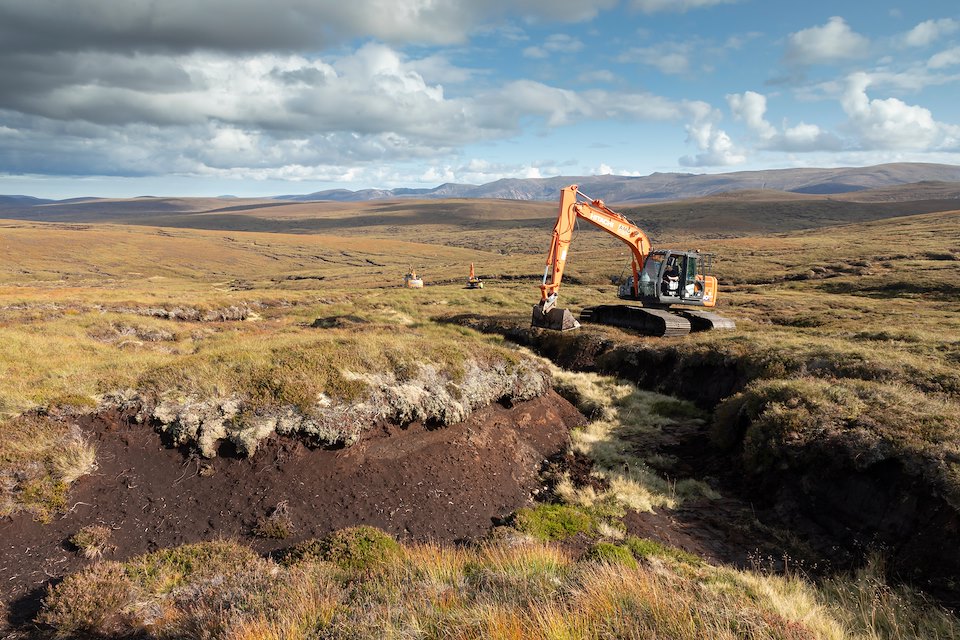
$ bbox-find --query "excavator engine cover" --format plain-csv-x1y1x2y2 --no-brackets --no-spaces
531,305,580,331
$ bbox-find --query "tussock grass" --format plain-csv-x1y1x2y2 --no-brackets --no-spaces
69,524,114,559
713,376,960,503
253,501,294,540
819,557,960,639
38,534,960,640
0,418,97,521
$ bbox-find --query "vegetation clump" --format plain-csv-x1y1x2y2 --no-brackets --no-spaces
0,418,96,522
279,525,400,570
36,561,135,638
624,536,703,566
512,503,596,541
69,524,114,559
713,377,960,502
587,541,638,568
121,330,551,458
253,501,294,539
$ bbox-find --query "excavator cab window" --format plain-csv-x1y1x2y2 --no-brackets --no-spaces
637,253,663,298
660,254,682,298
681,254,702,300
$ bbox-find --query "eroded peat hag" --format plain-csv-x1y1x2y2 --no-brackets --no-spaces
0,391,582,626
446,314,960,603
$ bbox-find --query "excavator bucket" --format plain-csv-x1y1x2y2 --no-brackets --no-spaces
531,304,580,330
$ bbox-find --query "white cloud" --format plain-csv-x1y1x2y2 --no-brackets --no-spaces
727,90,842,152
620,43,692,75
546,34,585,53
680,122,744,166
779,122,841,151
0,40,704,179
929,47,960,69
0,0,621,54
578,69,616,83
902,18,959,47
784,17,870,66
595,163,642,176
680,107,745,167
524,34,584,59
727,91,776,139
630,0,739,14
407,54,478,84
417,159,550,185
840,72,960,150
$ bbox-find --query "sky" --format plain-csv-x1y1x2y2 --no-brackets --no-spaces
0,0,958,199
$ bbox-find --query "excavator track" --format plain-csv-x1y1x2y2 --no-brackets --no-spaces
580,305,691,337
674,309,736,332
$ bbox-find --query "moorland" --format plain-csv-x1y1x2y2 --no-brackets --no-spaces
1,181,959,638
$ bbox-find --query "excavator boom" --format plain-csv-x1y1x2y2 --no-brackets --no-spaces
540,185,651,303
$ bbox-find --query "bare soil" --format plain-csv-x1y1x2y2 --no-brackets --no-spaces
1,391,583,627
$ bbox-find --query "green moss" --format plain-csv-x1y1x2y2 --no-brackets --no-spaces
280,526,399,571
20,477,68,524
46,394,99,410
126,541,260,593
587,542,638,568
512,504,596,541
650,399,706,421
624,536,703,566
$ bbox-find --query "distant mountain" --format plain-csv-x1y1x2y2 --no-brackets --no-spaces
4,163,960,210
276,183,477,202
0,195,54,206
275,163,960,203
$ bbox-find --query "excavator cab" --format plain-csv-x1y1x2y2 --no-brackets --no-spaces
619,250,717,308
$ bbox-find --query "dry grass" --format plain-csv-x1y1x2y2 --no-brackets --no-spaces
253,501,294,540
37,534,960,640
0,418,96,521
551,367,718,513
69,524,114,559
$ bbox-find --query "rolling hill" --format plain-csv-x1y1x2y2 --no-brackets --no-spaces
275,162,960,202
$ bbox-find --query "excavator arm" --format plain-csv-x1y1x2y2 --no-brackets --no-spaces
539,184,652,311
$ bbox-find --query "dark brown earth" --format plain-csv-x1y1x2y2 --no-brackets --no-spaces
0,391,583,627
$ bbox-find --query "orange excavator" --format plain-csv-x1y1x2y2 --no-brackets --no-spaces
532,185,735,336
466,263,483,289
